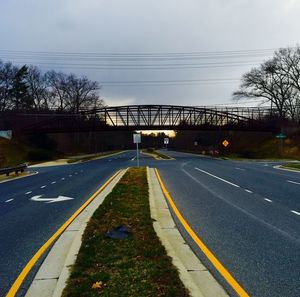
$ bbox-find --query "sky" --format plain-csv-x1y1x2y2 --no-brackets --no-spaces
0,0,300,107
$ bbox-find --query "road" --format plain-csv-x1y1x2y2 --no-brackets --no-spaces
0,151,137,296
154,151,300,297
1,150,300,296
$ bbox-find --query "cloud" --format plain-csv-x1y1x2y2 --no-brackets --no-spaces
0,0,299,106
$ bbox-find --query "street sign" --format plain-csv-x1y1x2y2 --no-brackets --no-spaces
133,133,141,167
0,130,12,140
30,195,74,203
133,133,141,144
276,133,286,139
164,138,169,145
222,140,229,147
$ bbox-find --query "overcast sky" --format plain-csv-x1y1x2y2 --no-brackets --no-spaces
0,0,300,107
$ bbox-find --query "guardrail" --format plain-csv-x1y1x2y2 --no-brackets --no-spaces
0,164,27,176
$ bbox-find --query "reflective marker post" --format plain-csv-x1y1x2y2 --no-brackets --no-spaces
133,133,141,167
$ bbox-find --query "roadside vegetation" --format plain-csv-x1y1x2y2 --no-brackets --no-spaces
66,151,121,163
62,167,189,297
281,163,300,171
142,148,172,160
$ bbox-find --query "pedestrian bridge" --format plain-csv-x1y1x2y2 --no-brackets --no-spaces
0,105,275,134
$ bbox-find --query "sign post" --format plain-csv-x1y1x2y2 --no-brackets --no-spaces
133,133,141,167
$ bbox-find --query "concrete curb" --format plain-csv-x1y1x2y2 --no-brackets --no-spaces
25,169,127,297
141,151,175,160
0,170,38,184
147,167,228,297
273,165,300,173
29,151,126,168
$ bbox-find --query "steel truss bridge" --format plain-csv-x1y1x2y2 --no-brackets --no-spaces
0,105,276,134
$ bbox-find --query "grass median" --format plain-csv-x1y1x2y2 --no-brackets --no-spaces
142,148,172,160
281,163,300,171
62,167,189,297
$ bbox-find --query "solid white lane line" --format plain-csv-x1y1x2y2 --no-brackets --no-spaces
40,185,46,189
264,198,273,203
287,180,300,185
195,167,240,188
5,199,14,203
51,181,56,184
291,210,300,216
235,167,245,171
245,189,253,193
25,191,32,195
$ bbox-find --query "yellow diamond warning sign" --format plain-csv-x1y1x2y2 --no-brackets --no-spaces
222,140,229,147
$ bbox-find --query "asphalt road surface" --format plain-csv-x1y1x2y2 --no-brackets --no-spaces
1,150,299,297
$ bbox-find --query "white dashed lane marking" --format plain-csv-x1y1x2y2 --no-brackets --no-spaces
245,189,253,193
287,180,300,185
291,210,300,216
235,167,245,171
51,181,56,184
195,167,240,188
40,185,46,189
61,178,65,180
5,199,14,203
25,191,32,195
264,198,273,203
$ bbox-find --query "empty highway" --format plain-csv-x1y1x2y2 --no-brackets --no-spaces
0,150,299,296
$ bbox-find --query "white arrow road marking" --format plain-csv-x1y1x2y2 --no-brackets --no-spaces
30,195,74,203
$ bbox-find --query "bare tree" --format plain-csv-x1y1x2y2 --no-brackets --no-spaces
45,70,69,110
0,61,18,111
233,58,295,119
26,66,49,110
61,74,103,113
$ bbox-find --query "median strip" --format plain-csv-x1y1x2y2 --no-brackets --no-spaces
61,167,189,297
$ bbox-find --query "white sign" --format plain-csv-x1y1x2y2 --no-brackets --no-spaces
0,130,12,140
133,133,141,144
164,138,169,145
30,195,74,203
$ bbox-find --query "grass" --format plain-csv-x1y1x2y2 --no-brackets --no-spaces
62,167,189,297
281,163,300,171
66,151,121,163
143,148,172,160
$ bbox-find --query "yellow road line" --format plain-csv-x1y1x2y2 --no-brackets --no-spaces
154,168,249,297
6,170,121,297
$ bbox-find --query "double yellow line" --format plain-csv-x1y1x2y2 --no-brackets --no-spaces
6,170,121,297
155,168,249,297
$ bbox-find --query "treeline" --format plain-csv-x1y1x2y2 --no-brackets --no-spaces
0,60,104,113
233,46,300,122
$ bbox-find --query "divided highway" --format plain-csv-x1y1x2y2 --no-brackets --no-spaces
0,150,299,296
